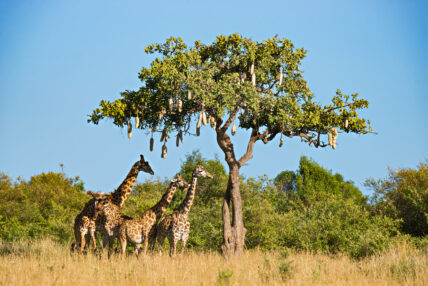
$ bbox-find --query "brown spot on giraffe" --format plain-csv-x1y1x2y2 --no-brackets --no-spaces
118,174,189,257
71,155,153,253
156,164,213,256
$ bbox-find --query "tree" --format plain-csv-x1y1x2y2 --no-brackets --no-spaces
366,161,428,236
88,34,372,256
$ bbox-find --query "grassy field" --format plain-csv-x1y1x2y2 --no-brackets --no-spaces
0,239,426,286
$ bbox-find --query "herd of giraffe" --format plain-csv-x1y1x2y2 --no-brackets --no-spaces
71,154,213,257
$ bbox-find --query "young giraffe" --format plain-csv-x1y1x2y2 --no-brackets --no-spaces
156,164,213,256
72,155,154,253
118,174,189,257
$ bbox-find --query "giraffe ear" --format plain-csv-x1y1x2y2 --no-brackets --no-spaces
87,191,96,197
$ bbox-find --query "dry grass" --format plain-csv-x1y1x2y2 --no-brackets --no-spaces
0,239,426,286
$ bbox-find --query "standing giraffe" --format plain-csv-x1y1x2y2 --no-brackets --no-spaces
156,164,213,256
71,155,154,253
118,174,189,257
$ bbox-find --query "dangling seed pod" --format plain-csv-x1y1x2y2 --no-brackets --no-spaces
328,130,333,146
161,144,167,159
250,61,256,86
209,116,215,128
135,116,139,129
127,121,132,139
187,90,192,100
169,96,174,112
158,109,166,121
345,119,349,129
330,127,338,149
176,134,180,147
333,128,338,149
202,112,207,126
150,137,154,152
160,128,168,142
177,99,183,112
279,67,283,85
279,137,284,147
231,122,236,136
197,113,202,129
196,126,200,136
179,130,184,143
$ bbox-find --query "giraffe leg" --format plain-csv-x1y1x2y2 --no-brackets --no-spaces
107,237,115,259
168,235,178,257
141,235,149,256
79,230,87,253
89,228,97,252
180,223,190,255
157,234,165,255
148,228,156,252
156,232,166,255
119,234,127,259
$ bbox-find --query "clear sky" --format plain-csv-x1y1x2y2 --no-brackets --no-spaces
0,0,427,195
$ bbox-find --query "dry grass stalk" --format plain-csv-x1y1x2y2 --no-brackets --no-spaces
0,240,426,286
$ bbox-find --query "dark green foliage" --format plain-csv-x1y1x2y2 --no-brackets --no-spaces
1,154,422,258
0,172,88,242
366,161,428,236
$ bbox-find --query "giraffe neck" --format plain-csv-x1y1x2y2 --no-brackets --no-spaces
178,176,198,215
150,182,178,220
110,161,140,207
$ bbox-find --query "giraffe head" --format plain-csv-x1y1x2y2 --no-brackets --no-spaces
171,174,189,189
193,164,214,179
136,154,154,175
87,191,110,218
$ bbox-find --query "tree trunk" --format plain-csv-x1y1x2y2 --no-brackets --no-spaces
221,164,246,257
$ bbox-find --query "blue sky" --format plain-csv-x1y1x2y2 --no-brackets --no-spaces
0,0,427,195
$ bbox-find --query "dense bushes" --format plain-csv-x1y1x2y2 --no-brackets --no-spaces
0,153,426,259
0,172,88,242
366,161,428,236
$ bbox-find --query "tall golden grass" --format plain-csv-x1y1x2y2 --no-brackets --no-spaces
0,239,426,286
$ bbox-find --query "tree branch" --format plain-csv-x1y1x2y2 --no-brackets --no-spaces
220,107,239,133
237,128,258,167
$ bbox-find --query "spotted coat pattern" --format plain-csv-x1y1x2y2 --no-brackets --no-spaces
156,165,213,256
71,155,153,253
119,174,189,257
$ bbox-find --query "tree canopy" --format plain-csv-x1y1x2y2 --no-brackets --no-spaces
88,34,371,154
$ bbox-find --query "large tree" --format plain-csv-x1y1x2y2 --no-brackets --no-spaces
88,34,372,257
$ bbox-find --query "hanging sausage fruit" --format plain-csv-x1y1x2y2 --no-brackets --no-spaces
127,120,132,139
161,144,167,159
169,96,174,112
150,136,154,152
251,62,256,86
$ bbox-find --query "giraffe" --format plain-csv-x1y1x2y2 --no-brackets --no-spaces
118,174,189,258
91,195,132,258
156,164,213,256
71,154,154,253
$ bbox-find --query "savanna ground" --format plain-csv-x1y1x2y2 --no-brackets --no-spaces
0,239,426,286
